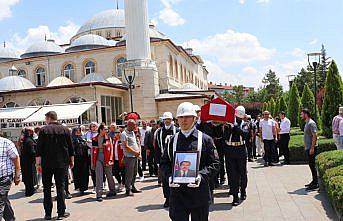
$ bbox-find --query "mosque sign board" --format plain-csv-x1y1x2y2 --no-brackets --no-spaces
200,97,235,123
0,118,79,129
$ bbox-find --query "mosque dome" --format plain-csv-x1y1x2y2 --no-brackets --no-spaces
66,34,116,52
0,47,18,61
106,76,123,84
80,73,109,84
120,24,167,42
21,40,64,58
181,83,200,90
0,76,36,91
47,76,74,87
77,9,125,35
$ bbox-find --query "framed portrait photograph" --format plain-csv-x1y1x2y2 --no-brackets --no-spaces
172,151,199,184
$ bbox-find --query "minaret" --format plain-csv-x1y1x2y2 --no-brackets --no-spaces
124,0,151,61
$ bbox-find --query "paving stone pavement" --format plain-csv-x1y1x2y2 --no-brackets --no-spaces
9,160,338,221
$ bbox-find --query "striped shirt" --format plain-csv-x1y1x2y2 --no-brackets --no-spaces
332,115,342,135
0,137,19,178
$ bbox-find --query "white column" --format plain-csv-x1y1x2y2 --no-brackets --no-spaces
124,0,151,61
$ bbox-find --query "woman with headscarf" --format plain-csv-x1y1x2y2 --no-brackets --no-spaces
21,127,38,196
71,127,89,195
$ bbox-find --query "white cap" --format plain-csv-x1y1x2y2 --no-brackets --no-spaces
161,112,173,120
235,105,246,119
193,105,201,112
176,102,197,118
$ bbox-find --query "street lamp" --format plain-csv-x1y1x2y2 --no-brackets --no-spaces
9,65,17,76
307,52,321,119
123,66,136,113
287,74,296,89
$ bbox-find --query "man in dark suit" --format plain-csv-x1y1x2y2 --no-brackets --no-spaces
36,111,74,220
174,161,196,177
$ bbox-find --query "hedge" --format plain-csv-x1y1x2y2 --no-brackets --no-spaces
289,135,336,162
316,150,343,219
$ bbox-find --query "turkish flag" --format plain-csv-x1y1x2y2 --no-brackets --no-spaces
200,97,235,123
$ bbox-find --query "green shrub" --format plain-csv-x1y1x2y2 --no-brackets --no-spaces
326,176,343,215
316,150,343,175
323,165,343,183
288,135,336,162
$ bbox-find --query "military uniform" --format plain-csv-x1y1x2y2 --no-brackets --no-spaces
160,128,219,221
223,122,249,205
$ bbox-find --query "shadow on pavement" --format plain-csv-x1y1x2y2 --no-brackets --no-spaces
73,197,96,204
8,189,25,200
314,189,339,221
213,192,229,198
287,187,309,196
136,204,168,212
140,185,160,191
28,198,44,204
210,202,233,211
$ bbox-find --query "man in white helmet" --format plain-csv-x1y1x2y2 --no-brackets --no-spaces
223,105,249,206
155,112,179,208
160,102,219,221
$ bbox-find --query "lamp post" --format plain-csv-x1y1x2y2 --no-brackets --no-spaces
123,66,136,113
9,65,17,76
307,52,321,119
287,74,296,89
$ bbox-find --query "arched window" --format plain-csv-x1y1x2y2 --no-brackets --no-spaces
64,64,74,81
28,98,51,106
116,57,127,78
18,70,26,78
85,61,95,75
3,102,19,108
65,97,89,124
169,55,174,78
35,67,45,86
65,96,87,104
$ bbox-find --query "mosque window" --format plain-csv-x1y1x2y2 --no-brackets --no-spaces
183,67,186,83
28,98,51,106
174,61,178,81
96,31,102,36
106,31,112,39
116,57,127,78
100,95,123,125
35,67,46,87
3,102,19,108
116,31,121,37
85,61,95,75
64,64,74,81
18,70,26,78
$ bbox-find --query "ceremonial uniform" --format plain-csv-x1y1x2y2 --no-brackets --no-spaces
160,128,219,221
213,124,226,184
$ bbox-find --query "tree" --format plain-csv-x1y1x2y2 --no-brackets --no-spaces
262,102,268,112
270,97,276,117
279,95,288,113
287,82,301,127
294,68,313,94
299,84,321,130
232,85,244,104
262,70,283,100
321,60,343,137
275,97,280,116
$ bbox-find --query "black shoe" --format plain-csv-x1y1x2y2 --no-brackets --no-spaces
241,192,247,201
106,192,117,198
65,193,72,199
44,214,52,220
305,181,314,187
248,158,254,162
57,212,70,220
126,190,134,196
131,188,142,193
163,198,169,208
306,183,319,191
96,197,103,202
264,162,269,167
232,195,239,206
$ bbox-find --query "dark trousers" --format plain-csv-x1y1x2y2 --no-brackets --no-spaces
113,160,125,185
42,167,67,216
72,154,89,192
0,176,15,221
88,155,96,187
227,147,248,194
279,134,290,163
138,160,143,177
246,139,253,159
170,202,209,221
215,140,225,183
263,139,275,164
159,167,170,200
64,174,69,194
306,149,318,184
141,146,147,171
148,151,158,176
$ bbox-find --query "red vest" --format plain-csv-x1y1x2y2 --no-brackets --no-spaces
92,135,114,167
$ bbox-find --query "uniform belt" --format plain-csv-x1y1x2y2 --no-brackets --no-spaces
225,141,245,146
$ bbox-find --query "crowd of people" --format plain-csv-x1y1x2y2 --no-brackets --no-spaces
1,102,338,221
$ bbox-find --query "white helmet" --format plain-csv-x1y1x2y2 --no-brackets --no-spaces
235,105,246,119
161,112,173,120
176,102,197,118
193,105,201,112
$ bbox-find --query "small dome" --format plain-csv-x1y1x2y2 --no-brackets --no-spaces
80,73,109,83
0,76,36,91
106,76,122,84
0,47,18,61
77,9,125,35
120,24,167,42
181,83,200,90
67,34,115,52
47,76,74,87
21,40,64,58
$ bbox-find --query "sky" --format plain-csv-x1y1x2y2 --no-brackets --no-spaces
0,0,342,90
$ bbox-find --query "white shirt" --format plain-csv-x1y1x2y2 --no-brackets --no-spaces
280,117,291,134
114,140,119,160
339,120,343,136
139,127,148,146
259,119,275,140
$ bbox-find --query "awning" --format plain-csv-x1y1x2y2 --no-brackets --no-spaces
23,102,95,123
0,106,40,120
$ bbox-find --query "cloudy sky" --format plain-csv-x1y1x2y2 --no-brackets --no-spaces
1,0,342,90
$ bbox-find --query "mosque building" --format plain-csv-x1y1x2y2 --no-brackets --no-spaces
0,0,215,140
